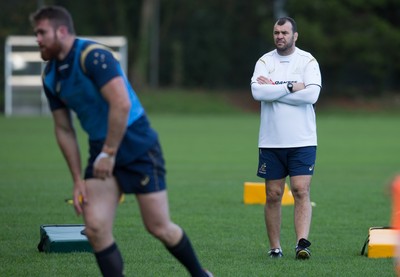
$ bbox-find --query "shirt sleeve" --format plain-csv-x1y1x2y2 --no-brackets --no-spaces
277,59,322,105
276,85,321,105
82,46,122,89
43,82,67,111
250,59,290,102
303,58,322,88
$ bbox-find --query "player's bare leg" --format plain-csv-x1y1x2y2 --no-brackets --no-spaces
136,190,182,246
137,191,208,276
83,177,124,276
264,179,286,250
83,177,121,250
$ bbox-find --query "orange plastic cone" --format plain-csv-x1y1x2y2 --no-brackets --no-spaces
391,176,400,229
390,175,400,276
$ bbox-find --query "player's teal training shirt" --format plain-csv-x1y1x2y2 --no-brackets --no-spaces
42,38,158,164
43,38,144,140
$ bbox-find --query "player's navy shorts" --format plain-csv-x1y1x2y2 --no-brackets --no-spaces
85,141,166,194
257,146,316,180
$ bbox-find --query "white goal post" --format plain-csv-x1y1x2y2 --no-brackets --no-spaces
4,36,128,116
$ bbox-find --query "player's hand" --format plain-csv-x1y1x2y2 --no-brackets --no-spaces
73,179,87,215
257,76,275,85
93,152,115,180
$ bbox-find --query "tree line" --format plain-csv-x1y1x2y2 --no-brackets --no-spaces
1,0,399,97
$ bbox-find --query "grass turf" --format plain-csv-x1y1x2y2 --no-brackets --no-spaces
1,110,399,276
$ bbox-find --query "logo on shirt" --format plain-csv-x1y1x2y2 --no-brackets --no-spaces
274,80,297,85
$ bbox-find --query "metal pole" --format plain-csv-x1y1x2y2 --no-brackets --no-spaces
149,0,160,88
273,0,287,20
5,38,12,116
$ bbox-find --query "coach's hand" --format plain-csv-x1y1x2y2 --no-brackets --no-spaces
256,76,275,85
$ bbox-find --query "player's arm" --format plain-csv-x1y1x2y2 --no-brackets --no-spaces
53,108,81,182
52,108,86,214
102,77,131,153
250,59,289,102
81,45,131,179
94,76,131,179
42,79,85,214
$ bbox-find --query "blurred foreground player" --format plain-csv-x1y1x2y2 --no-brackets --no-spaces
30,5,212,277
391,176,400,276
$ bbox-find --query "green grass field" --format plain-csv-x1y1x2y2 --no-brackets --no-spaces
1,99,400,276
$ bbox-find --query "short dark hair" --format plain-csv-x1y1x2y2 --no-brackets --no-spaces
30,5,75,34
276,17,297,33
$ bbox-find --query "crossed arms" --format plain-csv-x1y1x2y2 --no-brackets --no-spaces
250,59,321,106
251,80,321,105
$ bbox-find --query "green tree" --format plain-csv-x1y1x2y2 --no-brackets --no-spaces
1,0,400,106
287,0,400,95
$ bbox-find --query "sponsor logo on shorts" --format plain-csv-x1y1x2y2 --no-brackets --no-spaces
309,164,314,171
259,163,267,174
140,175,150,186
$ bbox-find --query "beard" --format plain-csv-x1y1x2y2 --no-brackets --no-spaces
39,36,62,61
275,36,295,54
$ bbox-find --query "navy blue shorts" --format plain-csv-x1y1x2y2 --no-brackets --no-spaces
257,146,316,180
85,142,166,194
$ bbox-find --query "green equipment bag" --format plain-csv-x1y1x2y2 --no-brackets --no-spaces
37,224,93,253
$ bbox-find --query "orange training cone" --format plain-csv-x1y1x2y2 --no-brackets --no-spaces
391,176,400,276
392,176,400,229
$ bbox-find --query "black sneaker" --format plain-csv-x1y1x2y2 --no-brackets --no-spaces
295,238,311,260
268,248,283,258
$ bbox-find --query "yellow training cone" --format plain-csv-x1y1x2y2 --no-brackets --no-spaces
243,182,294,205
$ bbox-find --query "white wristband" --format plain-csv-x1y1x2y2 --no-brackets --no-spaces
94,152,115,165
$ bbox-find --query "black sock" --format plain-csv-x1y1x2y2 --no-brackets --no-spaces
166,231,206,277
94,242,124,277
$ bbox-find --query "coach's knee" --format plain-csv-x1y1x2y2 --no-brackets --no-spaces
266,188,284,203
291,187,310,200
